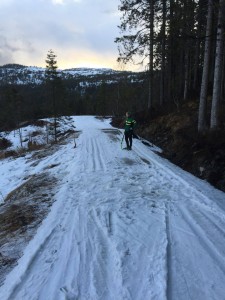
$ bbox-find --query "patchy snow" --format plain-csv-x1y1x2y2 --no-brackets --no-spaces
0,116,75,153
0,156,30,203
0,65,121,85
62,68,115,76
0,116,225,300
0,117,76,204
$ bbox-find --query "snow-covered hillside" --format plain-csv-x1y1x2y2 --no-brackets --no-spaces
0,64,131,86
0,116,225,300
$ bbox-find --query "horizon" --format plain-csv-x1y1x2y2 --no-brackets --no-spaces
0,61,143,72
0,0,144,73
0,63,146,73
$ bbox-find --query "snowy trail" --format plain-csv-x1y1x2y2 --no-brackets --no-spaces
1,116,225,300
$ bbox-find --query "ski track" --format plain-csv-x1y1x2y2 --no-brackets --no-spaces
1,116,225,300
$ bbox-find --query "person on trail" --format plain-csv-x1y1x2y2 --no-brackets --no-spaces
124,112,136,150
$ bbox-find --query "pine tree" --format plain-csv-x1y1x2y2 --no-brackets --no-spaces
45,49,59,142
115,0,157,110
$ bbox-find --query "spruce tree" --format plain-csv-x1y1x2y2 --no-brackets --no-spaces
45,49,59,142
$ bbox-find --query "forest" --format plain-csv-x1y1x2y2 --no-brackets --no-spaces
113,0,225,192
0,67,147,130
115,0,225,132
0,1,224,133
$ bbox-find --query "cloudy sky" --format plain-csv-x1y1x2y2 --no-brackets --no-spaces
0,0,137,70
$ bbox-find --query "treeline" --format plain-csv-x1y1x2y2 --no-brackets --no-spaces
115,0,225,133
0,49,150,131
0,73,148,131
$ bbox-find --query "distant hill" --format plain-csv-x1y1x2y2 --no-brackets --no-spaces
0,64,141,87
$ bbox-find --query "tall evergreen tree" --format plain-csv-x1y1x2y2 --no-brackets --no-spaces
45,49,59,142
115,0,157,110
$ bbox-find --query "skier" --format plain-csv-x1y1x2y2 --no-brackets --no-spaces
124,111,136,150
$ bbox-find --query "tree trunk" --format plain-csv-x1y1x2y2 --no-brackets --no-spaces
183,50,189,100
193,0,204,91
198,0,213,133
168,0,176,103
52,85,57,143
222,48,225,100
148,0,154,110
210,0,225,130
160,0,166,105
18,127,23,148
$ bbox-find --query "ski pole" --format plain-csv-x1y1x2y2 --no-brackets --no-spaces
121,133,124,149
73,133,77,148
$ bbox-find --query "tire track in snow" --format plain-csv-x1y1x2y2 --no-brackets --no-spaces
133,141,225,299
80,130,109,172
169,203,225,300
134,141,225,220
94,137,108,172
180,205,225,269
92,138,106,172
75,205,93,299
88,208,127,299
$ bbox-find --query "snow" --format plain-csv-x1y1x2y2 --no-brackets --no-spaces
0,66,120,86
0,116,225,300
62,68,115,76
1,117,75,155
0,156,30,203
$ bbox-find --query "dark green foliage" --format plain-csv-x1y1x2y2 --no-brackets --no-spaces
45,49,66,142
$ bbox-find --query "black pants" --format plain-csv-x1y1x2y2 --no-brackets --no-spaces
125,131,133,149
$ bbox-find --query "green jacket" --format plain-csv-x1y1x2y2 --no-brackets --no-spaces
125,117,136,132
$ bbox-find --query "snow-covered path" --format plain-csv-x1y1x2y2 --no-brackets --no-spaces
1,116,225,300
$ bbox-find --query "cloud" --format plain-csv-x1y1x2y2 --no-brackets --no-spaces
0,0,124,69
52,0,65,4
0,0,14,6
0,33,36,65
51,0,81,4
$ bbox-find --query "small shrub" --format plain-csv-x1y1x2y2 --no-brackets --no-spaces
28,141,45,151
4,150,17,158
31,130,42,137
33,120,48,127
0,138,12,150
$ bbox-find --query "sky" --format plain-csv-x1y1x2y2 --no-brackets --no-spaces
0,0,139,71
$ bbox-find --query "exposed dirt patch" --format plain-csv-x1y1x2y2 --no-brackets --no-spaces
122,157,137,165
0,128,80,160
44,163,61,170
27,131,80,167
102,128,121,142
140,157,151,165
0,172,58,286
